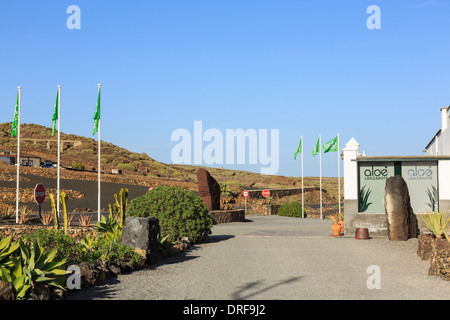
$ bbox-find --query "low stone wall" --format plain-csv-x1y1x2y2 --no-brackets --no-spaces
0,224,96,241
246,187,320,200
209,209,245,224
417,233,450,281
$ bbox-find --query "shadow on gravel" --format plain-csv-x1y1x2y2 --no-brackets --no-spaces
231,276,302,300
68,278,120,300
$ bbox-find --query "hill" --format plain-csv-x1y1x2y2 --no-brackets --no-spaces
0,123,343,214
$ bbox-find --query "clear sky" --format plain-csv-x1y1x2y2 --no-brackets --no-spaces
1,0,449,177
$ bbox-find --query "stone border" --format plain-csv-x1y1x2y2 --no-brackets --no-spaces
209,209,245,224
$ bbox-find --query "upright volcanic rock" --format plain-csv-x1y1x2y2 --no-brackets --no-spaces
197,168,221,211
384,175,418,241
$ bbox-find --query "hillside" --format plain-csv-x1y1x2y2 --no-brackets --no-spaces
0,123,343,213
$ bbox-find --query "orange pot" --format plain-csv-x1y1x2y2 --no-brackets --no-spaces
331,223,342,236
338,220,344,234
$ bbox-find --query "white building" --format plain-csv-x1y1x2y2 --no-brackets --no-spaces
424,106,450,155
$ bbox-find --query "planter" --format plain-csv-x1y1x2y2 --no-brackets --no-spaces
428,237,450,281
355,228,369,240
417,233,434,260
338,220,344,234
331,223,342,237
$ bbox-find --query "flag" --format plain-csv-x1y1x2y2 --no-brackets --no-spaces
52,90,59,137
11,92,19,138
93,87,101,135
312,137,320,157
323,136,339,153
294,138,302,160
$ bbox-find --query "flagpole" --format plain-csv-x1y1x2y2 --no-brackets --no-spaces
301,136,304,219
97,83,101,222
337,133,341,215
15,87,21,224
319,134,322,220
57,85,61,216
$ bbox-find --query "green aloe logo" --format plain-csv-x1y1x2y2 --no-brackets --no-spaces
426,185,438,211
359,185,373,212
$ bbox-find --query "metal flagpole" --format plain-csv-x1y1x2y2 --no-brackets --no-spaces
15,87,21,224
57,85,61,216
97,84,101,222
319,134,322,220
301,136,304,219
337,133,341,215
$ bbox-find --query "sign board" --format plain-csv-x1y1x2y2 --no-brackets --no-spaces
262,189,270,198
242,190,249,198
358,161,438,214
401,162,438,213
34,184,46,205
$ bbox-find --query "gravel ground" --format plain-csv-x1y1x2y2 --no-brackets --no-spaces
69,215,450,300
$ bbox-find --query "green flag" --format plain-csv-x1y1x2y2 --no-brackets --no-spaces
322,136,339,153
93,87,100,135
52,90,59,137
312,137,320,157
11,92,19,138
294,138,302,160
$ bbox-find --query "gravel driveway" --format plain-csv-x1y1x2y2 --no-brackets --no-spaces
69,215,450,300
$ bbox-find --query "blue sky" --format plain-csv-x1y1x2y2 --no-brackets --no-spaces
1,0,449,177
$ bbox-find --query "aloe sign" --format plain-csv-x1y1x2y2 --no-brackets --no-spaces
358,160,439,214
402,162,438,213
359,163,394,213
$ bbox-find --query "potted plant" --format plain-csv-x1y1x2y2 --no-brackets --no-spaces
328,213,342,237
337,211,344,234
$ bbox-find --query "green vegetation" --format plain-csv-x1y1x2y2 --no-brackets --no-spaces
128,186,212,244
117,163,136,172
71,162,85,170
277,202,306,218
419,210,450,239
0,236,68,299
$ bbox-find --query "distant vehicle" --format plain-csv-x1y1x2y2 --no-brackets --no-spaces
42,160,54,168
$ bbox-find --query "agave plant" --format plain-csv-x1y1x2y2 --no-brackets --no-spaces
0,237,69,299
419,210,450,239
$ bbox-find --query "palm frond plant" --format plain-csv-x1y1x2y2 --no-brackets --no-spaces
419,210,450,239
328,213,340,224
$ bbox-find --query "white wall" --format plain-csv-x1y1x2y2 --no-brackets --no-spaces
438,160,450,201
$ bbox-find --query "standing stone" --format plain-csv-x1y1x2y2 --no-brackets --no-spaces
384,176,418,241
197,168,221,211
121,217,161,265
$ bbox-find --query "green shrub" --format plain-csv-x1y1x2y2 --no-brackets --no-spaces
128,186,212,244
117,163,136,172
71,162,85,170
278,202,306,218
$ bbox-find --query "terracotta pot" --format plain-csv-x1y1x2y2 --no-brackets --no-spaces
331,223,342,237
338,220,344,234
355,228,369,240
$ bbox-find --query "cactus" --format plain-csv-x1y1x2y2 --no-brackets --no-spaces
48,193,59,230
59,191,69,235
113,188,128,227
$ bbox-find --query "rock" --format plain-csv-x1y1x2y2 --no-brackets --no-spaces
0,281,16,300
197,168,221,211
384,176,418,241
121,217,161,265
79,262,98,288
417,233,434,260
25,283,50,300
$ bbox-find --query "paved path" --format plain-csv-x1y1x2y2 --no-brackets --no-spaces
70,215,450,300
